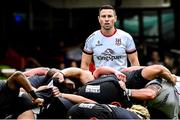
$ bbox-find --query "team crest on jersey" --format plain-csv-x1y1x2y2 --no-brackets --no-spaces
115,38,121,46
95,40,103,46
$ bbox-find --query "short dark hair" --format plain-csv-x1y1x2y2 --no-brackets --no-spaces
99,4,116,15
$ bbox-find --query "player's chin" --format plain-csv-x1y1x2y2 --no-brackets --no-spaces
103,26,111,30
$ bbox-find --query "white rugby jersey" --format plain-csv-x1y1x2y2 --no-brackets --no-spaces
83,29,136,70
146,79,179,119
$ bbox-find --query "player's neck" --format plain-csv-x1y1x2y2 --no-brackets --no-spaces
101,28,116,37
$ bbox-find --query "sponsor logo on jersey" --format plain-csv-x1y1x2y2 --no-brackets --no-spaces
95,40,103,46
79,103,95,109
85,85,100,93
96,48,121,61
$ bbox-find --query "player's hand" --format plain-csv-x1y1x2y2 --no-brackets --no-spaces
118,81,126,90
36,85,50,92
52,72,64,83
52,86,61,97
33,98,44,107
64,78,75,89
114,71,126,82
171,74,176,85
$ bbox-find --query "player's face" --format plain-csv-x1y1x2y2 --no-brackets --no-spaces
98,9,117,30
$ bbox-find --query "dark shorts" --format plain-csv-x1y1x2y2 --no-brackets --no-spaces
125,68,149,89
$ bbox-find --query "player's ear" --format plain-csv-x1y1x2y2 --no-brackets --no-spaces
114,15,117,22
98,16,100,23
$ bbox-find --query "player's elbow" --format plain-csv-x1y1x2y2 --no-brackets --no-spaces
11,71,24,79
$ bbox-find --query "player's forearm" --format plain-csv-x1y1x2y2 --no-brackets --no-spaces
9,71,40,100
130,57,140,66
81,63,90,70
159,66,176,84
129,88,157,100
128,52,140,66
23,67,49,77
9,71,33,92
60,93,97,104
61,67,82,78
93,66,118,78
81,53,92,70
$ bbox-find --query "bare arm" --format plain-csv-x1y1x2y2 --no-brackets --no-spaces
128,84,161,100
23,67,49,77
120,66,145,73
158,65,176,84
93,66,118,78
7,71,44,106
61,67,94,84
93,66,126,82
141,65,176,85
127,52,140,66
61,93,97,104
46,68,65,83
118,80,161,100
52,86,96,104
81,52,93,70
7,71,34,93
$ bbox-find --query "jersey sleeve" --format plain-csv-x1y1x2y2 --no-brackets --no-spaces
82,33,95,54
145,79,162,88
126,34,137,54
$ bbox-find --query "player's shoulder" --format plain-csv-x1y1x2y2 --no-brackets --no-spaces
116,29,132,38
86,30,100,41
92,30,101,36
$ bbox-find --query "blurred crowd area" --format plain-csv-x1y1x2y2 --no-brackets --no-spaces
0,40,180,79
0,41,82,70
136,42,180,75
